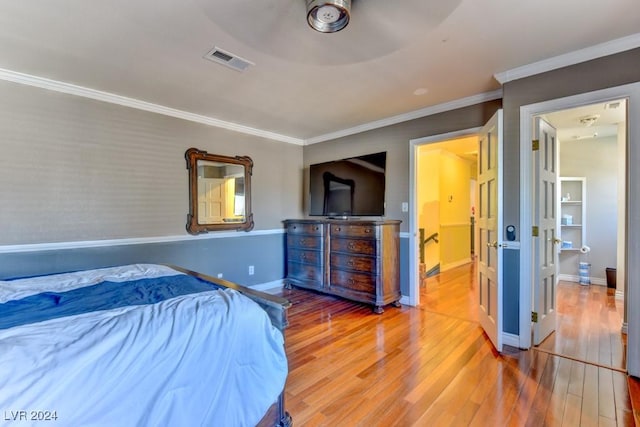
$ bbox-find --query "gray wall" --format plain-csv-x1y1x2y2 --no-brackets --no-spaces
1,233,286,285
303,101,503,233
303,101,501,296
0,80,302,283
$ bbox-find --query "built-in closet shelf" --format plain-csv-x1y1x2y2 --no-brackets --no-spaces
559,177,586,252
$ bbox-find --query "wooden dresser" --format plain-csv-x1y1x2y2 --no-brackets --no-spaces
284,219,401,313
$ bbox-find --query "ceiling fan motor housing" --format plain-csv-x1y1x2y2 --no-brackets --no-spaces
306,0,351,33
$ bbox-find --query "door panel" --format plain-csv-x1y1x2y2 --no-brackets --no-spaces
198,177,224,223
533,117,559,345
477,110,503,352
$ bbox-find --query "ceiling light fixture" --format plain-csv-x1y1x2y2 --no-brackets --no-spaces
306,0,351,33
578,114,600,126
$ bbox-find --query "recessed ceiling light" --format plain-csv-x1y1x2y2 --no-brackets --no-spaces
413,88,428,96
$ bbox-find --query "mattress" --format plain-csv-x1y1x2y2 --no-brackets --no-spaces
0,264,287,427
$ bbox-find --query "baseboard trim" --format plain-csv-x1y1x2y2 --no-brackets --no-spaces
399,296,413,306
250,280,285,293
502,332,520,349
440,258,472,272
558,274,607,286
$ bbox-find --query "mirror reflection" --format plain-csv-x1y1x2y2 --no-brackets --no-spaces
186,148,254,234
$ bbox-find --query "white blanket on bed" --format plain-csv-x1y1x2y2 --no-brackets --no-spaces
0,265,287,427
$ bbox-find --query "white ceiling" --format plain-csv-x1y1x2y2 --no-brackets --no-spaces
543,100,627,141
0,0,639,144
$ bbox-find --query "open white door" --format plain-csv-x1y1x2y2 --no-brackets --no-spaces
477,110,503,352
532,118,559,345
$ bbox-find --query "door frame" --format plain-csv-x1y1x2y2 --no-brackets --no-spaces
519,82,640,377
408,127,481,307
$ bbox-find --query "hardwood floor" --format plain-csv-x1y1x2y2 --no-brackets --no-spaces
537,281,626,371
273,263,636,426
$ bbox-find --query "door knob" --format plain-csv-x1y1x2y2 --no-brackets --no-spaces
487,241,498,248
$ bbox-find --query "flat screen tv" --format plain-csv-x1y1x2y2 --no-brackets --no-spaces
309,152,386,217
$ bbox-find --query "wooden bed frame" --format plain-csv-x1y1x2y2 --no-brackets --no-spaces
169,266,293,427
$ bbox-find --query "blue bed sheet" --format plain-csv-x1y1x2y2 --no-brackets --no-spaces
0,274,222,330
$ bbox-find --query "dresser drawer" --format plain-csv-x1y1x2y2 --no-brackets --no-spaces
330,253,376,273
329,270,376,294
330,224,378,239
330,237,376,256
288,248,322,265
287,262,323,284
288,234,322,250
287,222,323,236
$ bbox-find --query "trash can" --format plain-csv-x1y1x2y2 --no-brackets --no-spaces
606,267,617,289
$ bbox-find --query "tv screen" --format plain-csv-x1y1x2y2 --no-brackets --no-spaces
309,152,386,217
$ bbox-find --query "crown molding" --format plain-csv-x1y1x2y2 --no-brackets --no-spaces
494,32,640,84
303,89,503,145
0,67,304,145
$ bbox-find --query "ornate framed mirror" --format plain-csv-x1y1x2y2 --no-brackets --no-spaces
185,148,254,234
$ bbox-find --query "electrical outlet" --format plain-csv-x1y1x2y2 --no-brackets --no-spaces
217,273,223,278
248,265,254,275
401,202,408,212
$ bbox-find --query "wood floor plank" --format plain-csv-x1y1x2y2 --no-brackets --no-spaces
598,367,617,421
581,364,600,427
567,360,586,398
562,392,583,426
271,263,635,426
545,357,573,425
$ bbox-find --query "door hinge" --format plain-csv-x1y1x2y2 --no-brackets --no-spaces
531,311,538,323
532,226,539,237
532,139,540,151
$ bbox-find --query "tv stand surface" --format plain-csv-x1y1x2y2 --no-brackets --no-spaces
283,218,401,313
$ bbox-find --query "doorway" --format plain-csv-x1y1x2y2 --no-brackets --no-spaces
519,82,640,378
532,100,627,370
413,132,480,323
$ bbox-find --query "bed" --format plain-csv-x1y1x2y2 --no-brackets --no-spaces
0,264,292,427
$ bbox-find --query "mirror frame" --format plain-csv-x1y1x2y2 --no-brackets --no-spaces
185,147,254,234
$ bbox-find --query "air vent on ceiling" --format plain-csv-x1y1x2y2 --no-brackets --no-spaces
604,101,622,110
203,47,254,72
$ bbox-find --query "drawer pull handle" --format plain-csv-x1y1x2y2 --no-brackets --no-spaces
300,254,307,260
365,228,371,233
348,260,354,266
300,238,306,245
336,227,341,232
348,278,355,285
348,242,355,250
